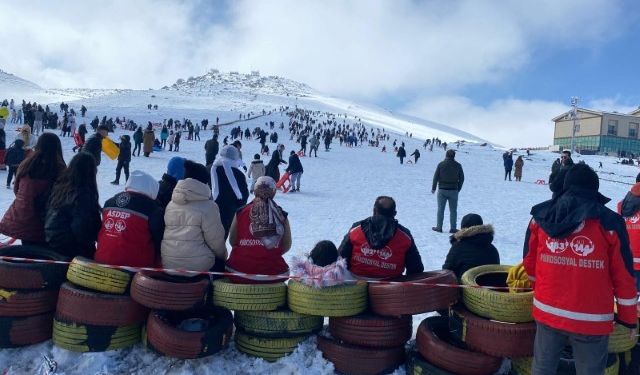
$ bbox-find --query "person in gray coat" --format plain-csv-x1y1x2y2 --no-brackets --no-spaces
432,149,464,233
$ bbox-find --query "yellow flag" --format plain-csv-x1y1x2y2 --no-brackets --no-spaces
102,137,120,160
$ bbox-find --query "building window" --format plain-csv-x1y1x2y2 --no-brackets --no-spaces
608,120,618,136
630,123,638,138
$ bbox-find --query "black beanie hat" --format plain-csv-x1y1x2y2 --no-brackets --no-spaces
563,163,599,192
183,160,210,185
461,213,483,229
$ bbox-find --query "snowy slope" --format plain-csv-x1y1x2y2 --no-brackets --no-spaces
1,72,637,374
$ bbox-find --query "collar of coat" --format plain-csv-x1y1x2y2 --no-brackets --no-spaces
453,224,494,241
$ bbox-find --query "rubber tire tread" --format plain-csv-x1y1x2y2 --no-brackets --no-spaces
130,271,209,311
509,353,620,375
55,282,147,326
449,305,536,358
145,306,234,359
368,270,459,316
234,331,307,362
287,280,367,317
317,336,405,375
213,279,286,311
0,313,53,348
52,318,140,352
461,264,533,323
66,256,133,294
234,309,323,338
416,316,501,375
405,351,456,375
329,313,411,349
0,245,69,290
608,323,638,353
0,289,57,316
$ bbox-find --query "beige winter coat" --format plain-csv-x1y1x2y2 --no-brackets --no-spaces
161,178,227,273
247,160,266,191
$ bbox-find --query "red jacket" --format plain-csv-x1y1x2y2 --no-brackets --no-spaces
524,215,637,335
226,203,288,284
94,192,164,267
618,183,640,270
0,176,54,243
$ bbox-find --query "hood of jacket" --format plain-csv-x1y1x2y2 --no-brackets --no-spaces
620,182,640,217
450,224,494,245
360,215,398,248
171,178,211,204
530,186,610,238
251,160,264,166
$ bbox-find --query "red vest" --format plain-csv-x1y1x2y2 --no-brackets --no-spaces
348,226,412,279
618,201,640,270
95,207,156,267
523,218,637,335
226,203,288,284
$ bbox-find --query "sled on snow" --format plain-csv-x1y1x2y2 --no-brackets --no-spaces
276,172,291,193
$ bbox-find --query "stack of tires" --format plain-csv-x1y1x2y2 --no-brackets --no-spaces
213,279,320,361
409,265,536,375
52,257,147,352
0,246,68,348
135,271,233,359
318,271,459,375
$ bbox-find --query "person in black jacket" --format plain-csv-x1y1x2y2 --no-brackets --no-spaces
211,145,249,237
410,149,420,164
286,151,304,192
432,149,465,233
5,139,25,188
338,196,424,279
549,150,574,198
132,126,143,157
82,125,108,166
205,134,219,167
397,145,406,164
156,157,185,208
265,144,287,182
111,135,132,185
44,152,101,258
442,213,500,279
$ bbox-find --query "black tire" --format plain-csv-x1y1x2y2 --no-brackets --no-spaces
0,313,54,348
234,308,323,338
405,350,456,375
317,335,405,375
0,245,69,290
145,306,234,359
0,289,58,317
52,317,141,352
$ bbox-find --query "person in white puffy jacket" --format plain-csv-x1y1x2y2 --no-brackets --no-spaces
161,160,227,274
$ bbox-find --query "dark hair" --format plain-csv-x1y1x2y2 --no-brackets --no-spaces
254,153,260,160
232,140,242,148
97,124,109,132
446,149,456,159
373,196,396,218
310,240,339,267
562,150,571,157
637,173,640,183
17,133,66,181
183,160,210,185
48,153,98,209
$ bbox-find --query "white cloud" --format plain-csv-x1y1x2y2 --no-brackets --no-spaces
401,96,567,147
0,0,625,98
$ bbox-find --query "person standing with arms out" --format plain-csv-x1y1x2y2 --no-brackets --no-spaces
523,164,637,375
432,149,464,233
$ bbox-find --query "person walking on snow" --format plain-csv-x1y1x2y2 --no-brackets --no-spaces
514,156,524,182
432,149,464,233
286,150,304,192
410,149,420,164
397,145,406,164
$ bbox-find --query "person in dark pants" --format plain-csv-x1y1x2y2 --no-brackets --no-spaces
432,149,464,233
4,139,25,188
111,135,132,185
133,127,143,157
503,151,514,181
523,164,637,374
397,145,406,164
410,149,420,163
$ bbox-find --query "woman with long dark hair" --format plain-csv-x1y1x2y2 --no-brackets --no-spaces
0,133,66,245
45,152,101,258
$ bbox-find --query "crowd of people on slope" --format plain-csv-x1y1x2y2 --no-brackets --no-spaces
3,96,640,373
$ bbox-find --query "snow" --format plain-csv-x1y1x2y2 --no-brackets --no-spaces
1,72,638,374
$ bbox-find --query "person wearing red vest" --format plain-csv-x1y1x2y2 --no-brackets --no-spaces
226,176,291,283
95,170,165,267
523,164,637,374
618,172,640,286
338,196,424,280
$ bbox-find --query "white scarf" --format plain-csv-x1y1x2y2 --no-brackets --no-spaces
211,156,242,200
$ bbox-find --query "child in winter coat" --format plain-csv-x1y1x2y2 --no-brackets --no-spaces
247,154,265,193
290,240,353,288
174,131,182,152
168,131,176,151
5,139,26,188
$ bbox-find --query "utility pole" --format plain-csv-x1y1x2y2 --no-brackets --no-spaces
570,96,579,153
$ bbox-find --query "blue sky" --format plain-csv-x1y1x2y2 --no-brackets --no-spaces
0,0,638,146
